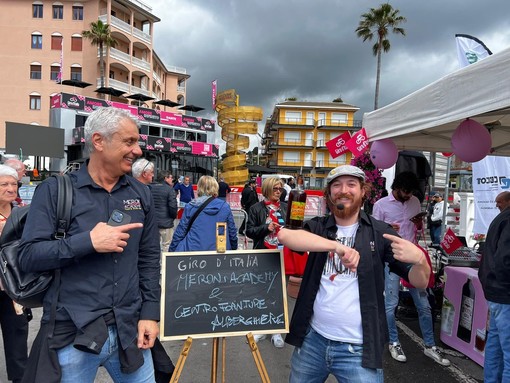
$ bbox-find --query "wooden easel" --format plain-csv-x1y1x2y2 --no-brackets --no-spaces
167,223,278,382
169,332,270,383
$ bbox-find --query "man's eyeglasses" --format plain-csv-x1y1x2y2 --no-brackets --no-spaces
273,187,284,192
142,161,152,174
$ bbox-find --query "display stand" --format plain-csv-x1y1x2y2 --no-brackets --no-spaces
169,333,269,383
440,266,488,366
168,226,271,382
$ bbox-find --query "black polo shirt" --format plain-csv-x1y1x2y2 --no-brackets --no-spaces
19,163,161,351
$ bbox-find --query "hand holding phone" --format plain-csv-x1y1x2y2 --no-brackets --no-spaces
108,210,132,226
410,212,427,222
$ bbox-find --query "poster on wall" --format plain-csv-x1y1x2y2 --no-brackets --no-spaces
472,155,510,234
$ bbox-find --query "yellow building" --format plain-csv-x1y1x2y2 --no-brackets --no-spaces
0,0,188,148
262,101,361,188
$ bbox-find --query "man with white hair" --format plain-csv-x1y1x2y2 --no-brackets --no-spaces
132,158,154,185
19,107,161,382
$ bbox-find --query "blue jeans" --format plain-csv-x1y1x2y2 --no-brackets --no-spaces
57,325,155,383
385,267,435,346
289,327,383,383
484,301,510,383
431,225,442,244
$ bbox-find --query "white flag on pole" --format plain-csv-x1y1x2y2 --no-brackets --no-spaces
455,34,492,68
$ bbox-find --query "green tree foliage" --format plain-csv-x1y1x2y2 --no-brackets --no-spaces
83,20,117,88
355,3,406,110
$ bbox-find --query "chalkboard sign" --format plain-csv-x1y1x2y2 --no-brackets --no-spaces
160,249,289,340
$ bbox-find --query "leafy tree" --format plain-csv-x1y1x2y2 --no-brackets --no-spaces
355,3,406,110
82,20,117,88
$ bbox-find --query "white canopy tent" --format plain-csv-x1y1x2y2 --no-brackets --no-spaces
362,46,510,155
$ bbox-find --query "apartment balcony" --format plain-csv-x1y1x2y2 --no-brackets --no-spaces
272,118,315,129
316,139,327,148
132,28,151,45
279,160,314,168
99,14,151,45
99,48,151,74
153,71,162,85
317,119,362,130
109,47,131,66
96,78,149,97
132,56,151,72
272,139,315,148
97,78,130,93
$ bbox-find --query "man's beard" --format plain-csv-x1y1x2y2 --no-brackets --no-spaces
327,193,363,219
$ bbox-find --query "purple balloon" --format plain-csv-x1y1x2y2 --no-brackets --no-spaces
370,139,399,169
451,119,492,162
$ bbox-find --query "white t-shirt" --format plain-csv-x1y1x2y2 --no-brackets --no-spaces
310,223,363,344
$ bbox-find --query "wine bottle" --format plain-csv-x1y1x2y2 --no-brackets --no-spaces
457,277,475,343
285,177,307,230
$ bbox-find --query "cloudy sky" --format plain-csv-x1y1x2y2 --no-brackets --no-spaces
145,0,510,148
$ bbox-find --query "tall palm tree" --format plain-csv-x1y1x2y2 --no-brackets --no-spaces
355,3,406,110
82,20,117,89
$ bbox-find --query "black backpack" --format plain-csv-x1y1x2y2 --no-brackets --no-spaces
0,174,72,308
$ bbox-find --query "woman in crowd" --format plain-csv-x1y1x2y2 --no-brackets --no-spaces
170,175,238,252
246,177,287,348
0,164,29,383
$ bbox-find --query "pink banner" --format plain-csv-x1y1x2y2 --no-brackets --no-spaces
160,110,182,126
192,142,213,156
326,131,351,159
345,128,369,157
212,80,217,111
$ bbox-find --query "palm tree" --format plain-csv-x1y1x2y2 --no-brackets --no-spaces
82,20,117,89
355,3,406,110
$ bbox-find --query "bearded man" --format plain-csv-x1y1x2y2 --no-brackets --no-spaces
277,165,430,383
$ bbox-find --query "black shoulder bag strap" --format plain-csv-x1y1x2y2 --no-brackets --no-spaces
48,174,73,339
184,196,215,236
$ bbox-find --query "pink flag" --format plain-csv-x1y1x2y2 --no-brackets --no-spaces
325,131,351,159
345,128,369,157
56,39,63,83
212,80,217,111
440,228,463,254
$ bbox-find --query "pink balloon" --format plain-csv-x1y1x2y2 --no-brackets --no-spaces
451,119,492,162
370,139,398,169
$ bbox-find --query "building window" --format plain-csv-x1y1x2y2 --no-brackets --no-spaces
283,151,300,165
331,112,348,124
30,64,42,80
284,111,301,124
71,36,82,51
33,4,43,18
53,4,63,19
31,33,42,49
283,131,300,145
50,65,60,81
51,35,63,50
70,67,82,81
72,6,83,20
30,95,41,110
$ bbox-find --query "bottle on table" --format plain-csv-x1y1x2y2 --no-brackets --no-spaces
457,277,475,343
285,176,307,230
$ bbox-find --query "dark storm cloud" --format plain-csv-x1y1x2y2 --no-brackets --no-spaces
147,0,509,142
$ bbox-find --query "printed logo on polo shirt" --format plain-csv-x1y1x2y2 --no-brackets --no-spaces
123,199,142,211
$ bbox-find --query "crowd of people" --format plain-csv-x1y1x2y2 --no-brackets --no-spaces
0,106,508,382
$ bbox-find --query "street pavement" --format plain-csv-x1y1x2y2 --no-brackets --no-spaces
1,297,484,383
